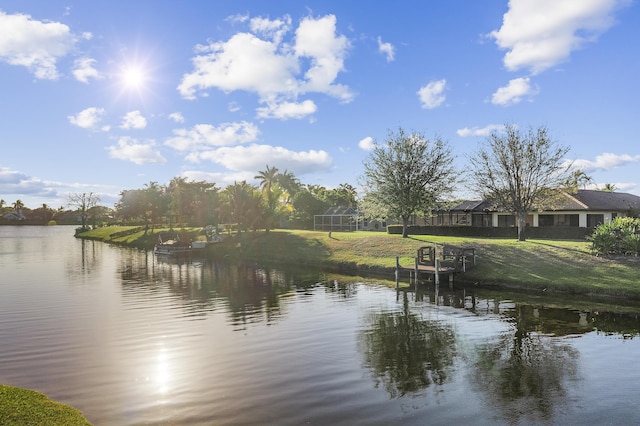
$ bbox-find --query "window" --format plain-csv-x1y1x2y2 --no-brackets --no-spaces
587,214,604,228
538,214,579,227
498,215,515,227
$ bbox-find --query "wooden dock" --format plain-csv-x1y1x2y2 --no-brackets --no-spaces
395,245,476,288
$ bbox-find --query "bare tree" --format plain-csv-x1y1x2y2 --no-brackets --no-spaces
68,192,101,231
469,124,571,241
361,127,456,238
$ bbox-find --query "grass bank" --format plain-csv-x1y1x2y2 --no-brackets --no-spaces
77,227,640,300
0,385,92,425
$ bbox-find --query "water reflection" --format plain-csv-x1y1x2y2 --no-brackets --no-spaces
470,307,579,423
359,292,457,398
116,251,340,329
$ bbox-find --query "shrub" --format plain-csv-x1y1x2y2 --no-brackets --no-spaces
589,217,640,256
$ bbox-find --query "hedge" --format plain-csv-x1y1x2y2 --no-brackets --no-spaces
387,225,593,240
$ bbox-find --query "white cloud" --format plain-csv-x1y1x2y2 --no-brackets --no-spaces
491,77,539,106
0,167,57,197
417,79,447,109
250,15,292,44
256,99,317,120
0,11,79,79
120,110,147,129
358,136,375,151
181,170,253,187
165,121,259,152
107,137,166,165
489,0,629,74
572,153,640,172
188,144,332,175
457,124,506,137
68,107,106,129
377,36,395,62
178,14,353,116
178,32,298,99
72,57,102,83
0,167,121,207
294,15,352,101
168,112,184,123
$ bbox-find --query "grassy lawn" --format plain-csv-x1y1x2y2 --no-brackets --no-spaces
0,385,92,425
78,226,640,299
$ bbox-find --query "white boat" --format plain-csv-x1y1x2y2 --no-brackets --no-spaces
154,231,192,256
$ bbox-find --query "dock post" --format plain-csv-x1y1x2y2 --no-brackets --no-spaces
395,256,399,289
434,258,440,286
449,272,454,289
414,257,419,292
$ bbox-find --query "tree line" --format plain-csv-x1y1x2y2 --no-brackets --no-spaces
100,171,358,232
6,124,615,242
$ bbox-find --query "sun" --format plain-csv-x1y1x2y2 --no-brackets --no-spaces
121,66,146,89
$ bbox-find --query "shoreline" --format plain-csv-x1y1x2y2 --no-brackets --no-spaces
76,226,640,302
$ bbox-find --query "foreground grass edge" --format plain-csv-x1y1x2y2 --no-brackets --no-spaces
0,385,92,425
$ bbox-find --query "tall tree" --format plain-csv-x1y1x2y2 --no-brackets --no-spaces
275,170,302,198
67,192,100,230
361,127,456,238
255,165,279,194
469,124,572,241
223,181,265,232
255,165,281,231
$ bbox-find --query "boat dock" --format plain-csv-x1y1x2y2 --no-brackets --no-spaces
395,245,476,289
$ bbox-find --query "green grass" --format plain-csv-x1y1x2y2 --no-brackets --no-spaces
0,385,92,425
78,226,640,299
78,225,203,249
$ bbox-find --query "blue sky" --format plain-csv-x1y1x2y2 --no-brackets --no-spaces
1,0,639,208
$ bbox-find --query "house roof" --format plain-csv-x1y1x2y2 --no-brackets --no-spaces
319,206,359,216
452,190,640,213
451,200,484,211
568,190,640,211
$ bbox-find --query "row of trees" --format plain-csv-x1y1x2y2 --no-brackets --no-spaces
111,172,358,232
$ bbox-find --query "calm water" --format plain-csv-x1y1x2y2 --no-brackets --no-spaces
1,226,640,425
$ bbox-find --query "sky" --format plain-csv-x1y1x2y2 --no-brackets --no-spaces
1,0,639,209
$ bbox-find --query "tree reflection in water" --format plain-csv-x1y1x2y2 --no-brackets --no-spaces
471,305,579,423
358,291,457,398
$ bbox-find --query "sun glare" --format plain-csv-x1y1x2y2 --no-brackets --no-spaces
122,66,146,89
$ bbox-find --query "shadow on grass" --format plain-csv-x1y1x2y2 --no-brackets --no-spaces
212,231,332,266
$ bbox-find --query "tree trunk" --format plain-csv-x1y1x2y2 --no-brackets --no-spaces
517,211,527,241
402,216,409,238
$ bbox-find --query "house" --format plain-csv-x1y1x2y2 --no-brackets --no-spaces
430,190,640,228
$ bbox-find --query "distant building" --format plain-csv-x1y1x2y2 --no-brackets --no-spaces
427,190,640,228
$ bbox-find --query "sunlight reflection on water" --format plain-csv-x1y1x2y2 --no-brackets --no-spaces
1,226,640,425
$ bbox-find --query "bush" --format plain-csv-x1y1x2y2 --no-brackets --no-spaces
589,217,640,256
388,225,592,240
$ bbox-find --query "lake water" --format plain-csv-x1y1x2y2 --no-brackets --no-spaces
1,226,640,425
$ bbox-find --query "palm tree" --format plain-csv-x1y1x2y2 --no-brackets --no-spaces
601,183,617,192
276,170,302,197
255,165,281,231
337,183,358,206
12,199,24,212
255,165,279,194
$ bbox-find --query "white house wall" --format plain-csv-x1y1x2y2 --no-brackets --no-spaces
490,211,615,228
